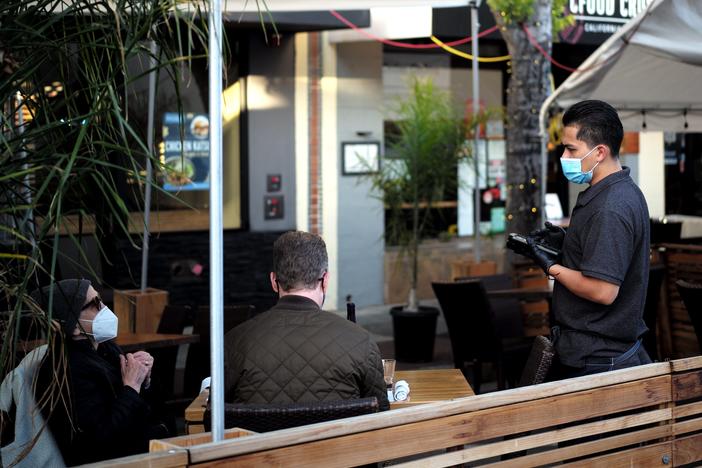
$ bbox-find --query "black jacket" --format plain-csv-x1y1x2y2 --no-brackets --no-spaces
224,295,390,410
38,339,168,466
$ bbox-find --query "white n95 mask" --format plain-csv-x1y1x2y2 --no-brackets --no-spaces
80,306,119,343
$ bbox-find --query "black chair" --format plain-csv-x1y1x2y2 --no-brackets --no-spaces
183,304,257,397
150,305,195,397
203,397,379,433
642,264,666,361
141,305,196,429
431,280,533,393
650,219,682,245
676,279,702,350
454,274,525,338
517,335,554,387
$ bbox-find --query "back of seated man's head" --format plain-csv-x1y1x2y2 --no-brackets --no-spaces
271,231,328,300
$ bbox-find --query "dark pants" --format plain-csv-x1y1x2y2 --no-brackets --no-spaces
549,339,651,381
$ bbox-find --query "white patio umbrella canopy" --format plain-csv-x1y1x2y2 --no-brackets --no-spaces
541,0,702,133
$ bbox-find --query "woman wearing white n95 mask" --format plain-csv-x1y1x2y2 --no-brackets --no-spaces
33,279,171,466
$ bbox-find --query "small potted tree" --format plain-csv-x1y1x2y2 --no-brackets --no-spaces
369,77,470,362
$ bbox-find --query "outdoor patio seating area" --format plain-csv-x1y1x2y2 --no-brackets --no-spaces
4,0,702,466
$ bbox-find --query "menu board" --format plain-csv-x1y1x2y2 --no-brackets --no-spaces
162,112,210,191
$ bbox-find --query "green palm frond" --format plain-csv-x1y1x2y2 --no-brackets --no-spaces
0,0,209,404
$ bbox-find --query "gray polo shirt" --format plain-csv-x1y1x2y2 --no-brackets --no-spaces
552,167,650,367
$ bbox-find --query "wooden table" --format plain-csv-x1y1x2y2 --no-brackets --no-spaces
184,368,473,434
116,333,199,352
391,369,473,408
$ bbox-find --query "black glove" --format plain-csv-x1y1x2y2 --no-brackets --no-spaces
526,236,559,275
529,221,566,250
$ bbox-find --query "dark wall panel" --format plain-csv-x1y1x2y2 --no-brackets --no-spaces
108,230,281,314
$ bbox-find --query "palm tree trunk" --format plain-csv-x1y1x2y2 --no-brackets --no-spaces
492,0,552,237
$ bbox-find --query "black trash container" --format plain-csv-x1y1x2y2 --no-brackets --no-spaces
390,306,439,362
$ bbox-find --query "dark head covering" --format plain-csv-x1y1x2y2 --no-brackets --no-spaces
30,279,91,336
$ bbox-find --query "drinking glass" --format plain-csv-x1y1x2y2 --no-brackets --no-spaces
382,359,396,388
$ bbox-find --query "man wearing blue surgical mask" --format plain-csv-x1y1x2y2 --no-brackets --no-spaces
526,100,651,380
33,279,171,465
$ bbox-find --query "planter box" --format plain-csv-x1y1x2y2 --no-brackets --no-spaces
114,288,168,334
384,236,507,304
450,260,497,280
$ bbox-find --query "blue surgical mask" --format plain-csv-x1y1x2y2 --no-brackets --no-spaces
560,145,600,184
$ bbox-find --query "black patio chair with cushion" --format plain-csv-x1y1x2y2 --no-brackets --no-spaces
517,335,554,387
203,397,379,433
431,280,533,393
453,273,525,338
676,279,702,349
642,264,665,361
151,304,195,396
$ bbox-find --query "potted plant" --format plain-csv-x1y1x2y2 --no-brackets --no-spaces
367,77,471,362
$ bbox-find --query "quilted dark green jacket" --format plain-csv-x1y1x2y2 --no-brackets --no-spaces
224,295,389,410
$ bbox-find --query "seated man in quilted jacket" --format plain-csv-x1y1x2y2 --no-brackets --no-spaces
224,230,389,410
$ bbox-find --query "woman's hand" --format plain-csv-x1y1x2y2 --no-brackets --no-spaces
131,351,154,388
120,353,149,393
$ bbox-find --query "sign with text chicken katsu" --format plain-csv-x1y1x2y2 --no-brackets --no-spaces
162,112,210,191
559,0,652,44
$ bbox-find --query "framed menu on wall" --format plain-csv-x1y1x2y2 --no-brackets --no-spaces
341,141,380,175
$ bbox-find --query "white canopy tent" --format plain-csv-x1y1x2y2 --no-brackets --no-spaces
538,0,702,220
541,0,702,133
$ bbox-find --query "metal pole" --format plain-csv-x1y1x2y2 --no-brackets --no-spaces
470,1,481,262
141,40,158,292
16,93,35,245
15,92,36,248
208,0,225,443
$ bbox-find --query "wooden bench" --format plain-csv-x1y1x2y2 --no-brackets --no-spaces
85,357,702,467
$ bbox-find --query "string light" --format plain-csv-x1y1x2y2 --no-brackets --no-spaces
430,36,511,62
329,10,500,50
521,23,627,74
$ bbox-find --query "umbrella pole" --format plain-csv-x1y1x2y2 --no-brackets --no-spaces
141,39,158,292
208,0,225,443
470,0,482,262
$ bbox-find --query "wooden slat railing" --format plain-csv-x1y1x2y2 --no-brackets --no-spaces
79,357,702,467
